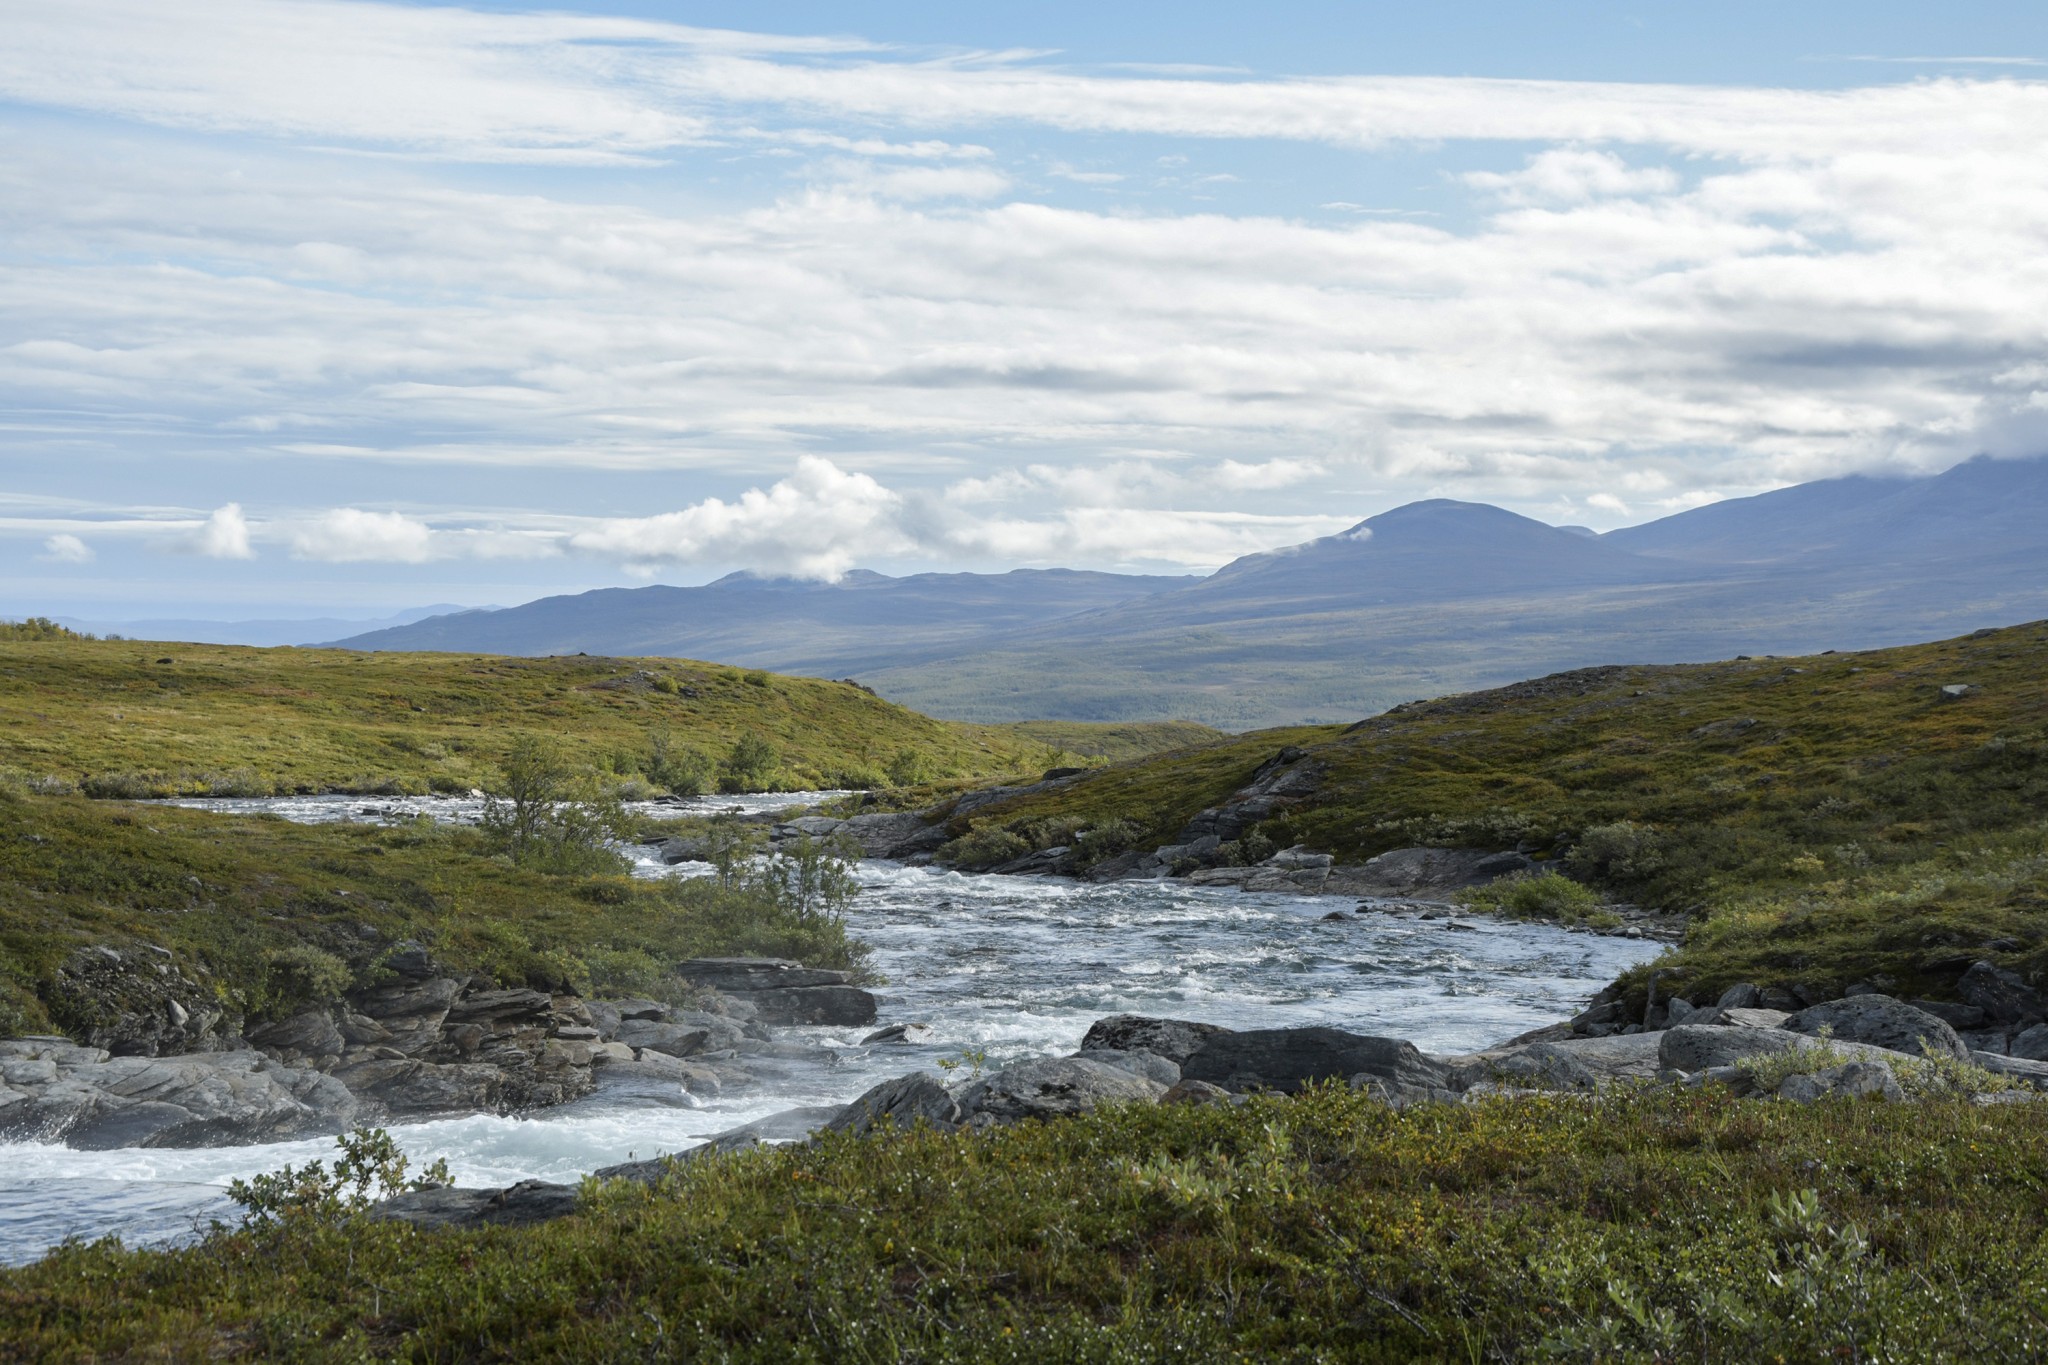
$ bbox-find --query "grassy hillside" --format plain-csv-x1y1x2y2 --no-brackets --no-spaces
6,1088,2047,1359
0,788,862,1041
0,639,1212,798
937,621,2048,1004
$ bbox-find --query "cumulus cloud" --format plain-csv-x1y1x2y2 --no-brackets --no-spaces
569,456,915,580
290,508,433,562
1212,458,1325,490
188,504,255,559
1465,149,1681,204
39,533,93,563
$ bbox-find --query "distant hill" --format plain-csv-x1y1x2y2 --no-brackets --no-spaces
334,455,2048,729
58,605,473,649
330,569,1196,677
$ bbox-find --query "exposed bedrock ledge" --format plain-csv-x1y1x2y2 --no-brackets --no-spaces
4,954,873,1147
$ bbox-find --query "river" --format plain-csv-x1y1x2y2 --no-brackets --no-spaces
0,793,1658,1265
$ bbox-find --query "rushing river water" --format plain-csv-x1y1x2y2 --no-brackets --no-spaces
0,794,1659,1265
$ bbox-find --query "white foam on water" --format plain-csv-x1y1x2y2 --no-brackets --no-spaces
3,794,1661,1265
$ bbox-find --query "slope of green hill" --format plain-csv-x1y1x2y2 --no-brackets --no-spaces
934,621,2048,1005
0,640,1215,798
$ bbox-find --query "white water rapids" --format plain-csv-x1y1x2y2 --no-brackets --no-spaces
0,794,1658,1264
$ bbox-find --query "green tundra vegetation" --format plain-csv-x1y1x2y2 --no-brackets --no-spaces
930,621,2048,1009
0,637,1217,798
0,785,864,1041
4,1087,2047,1360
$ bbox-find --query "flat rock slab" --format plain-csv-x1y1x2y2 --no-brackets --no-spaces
371,1180,581,1231
671,959,851,993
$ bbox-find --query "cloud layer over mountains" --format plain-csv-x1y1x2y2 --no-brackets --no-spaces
4,0,2048,604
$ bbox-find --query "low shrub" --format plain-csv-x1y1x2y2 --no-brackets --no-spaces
1456,869,1617,928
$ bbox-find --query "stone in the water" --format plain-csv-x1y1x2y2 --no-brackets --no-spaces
1077,1015,1234,1067
861,1023,936,1045
824,1072,963,1135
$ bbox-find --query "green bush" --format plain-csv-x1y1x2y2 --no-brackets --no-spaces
1456,870,1615,927
719,734,780,793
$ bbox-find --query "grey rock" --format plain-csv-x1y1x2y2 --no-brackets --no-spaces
771,816,845,841
671,959,850,993
1959,961,2047,1025
1180,1027,1449,1099
1718,1007,1792,1030
1171,747,1324,845
1783,995,1970,1061
1539,1033,1669,1083
1970,1051,2048,1090
584,1000,623,1039
1072,1048,1180,1086
247,1008,345,1066
823,1072,963,1135
612,1020,714,1058
1325,847,1535,899
861,1023,936,1045
955,1057,1167,1126
1758,986,1803,1012
2010,1024,2048,1062
1159,1078,1231,1106
0,1041,360,1148
1908,999,1988,1031
372,1179,580,1230
613,997,672,1022
1778,1061,1903,1103
1659,1026,1804,1074
1715,983,1762,1011
839,811,949,860
739,985,878,1027
1463,1043,1600,1092
1078,1015,1235,1067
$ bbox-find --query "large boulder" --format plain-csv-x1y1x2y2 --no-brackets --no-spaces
1971,1052,2048,1090
1077,1015,1235,1067
839,811,950,860
1783,995,1970,1061
954,1057,1167,1127
1658,1025,1903,1075
1180,1027,1451,1102
371,1179,580,1231
823,1072,964,1135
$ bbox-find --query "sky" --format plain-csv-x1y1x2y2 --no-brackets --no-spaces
4,0,2048,622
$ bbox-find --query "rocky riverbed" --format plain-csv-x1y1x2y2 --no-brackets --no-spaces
373,987,2048,1231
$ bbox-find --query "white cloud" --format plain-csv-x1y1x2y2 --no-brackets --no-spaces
38,533,93,563
1465,149,1681,204
1212,458,1325,490
290,508,432,562
188,504,255,559
570,456,914,580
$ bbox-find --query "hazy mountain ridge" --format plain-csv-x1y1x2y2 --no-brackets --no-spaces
330,455,2048,729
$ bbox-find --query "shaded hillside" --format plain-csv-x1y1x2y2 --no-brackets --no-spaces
931,619,2048,1002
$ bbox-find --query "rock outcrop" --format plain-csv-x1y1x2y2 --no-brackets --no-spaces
0,1036,359,1148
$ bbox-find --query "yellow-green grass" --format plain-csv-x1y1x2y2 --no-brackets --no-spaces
0,790,859,1040
0,640,1207,798
936,622,2048,1004
5,1087,2047,1359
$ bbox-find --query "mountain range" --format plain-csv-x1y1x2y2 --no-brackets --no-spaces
330,455,2048,729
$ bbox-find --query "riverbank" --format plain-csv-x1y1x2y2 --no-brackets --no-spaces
6,1029,2045,1359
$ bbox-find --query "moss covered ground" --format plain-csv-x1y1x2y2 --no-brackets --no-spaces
934,622,2048,1006
0,639,1214,798
0,789,863,1040
4,1087,2047,1361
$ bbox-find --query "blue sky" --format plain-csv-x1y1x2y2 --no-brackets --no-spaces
4,0,2047,622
